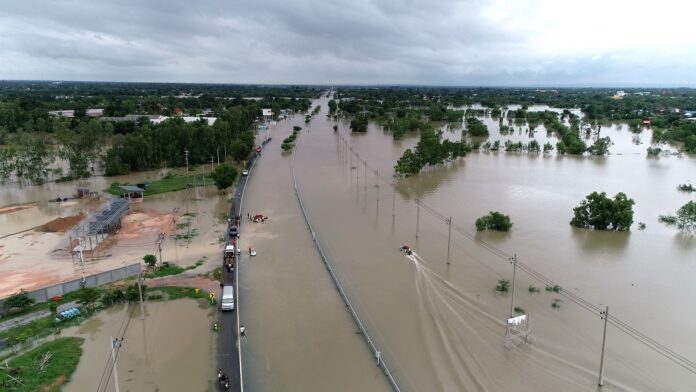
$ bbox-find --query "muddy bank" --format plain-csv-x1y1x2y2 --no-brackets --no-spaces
37,213,85,232
0,202,36,215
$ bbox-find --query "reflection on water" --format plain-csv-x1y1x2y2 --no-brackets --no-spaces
571,228,631,254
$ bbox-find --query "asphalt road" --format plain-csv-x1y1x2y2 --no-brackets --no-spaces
217,149,260,391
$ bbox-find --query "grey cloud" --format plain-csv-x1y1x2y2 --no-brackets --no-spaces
0,0,695,85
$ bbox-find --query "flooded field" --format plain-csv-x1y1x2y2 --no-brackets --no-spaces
289,96,696,390
62,299,216,391
0,167,230,297
238,117,390,391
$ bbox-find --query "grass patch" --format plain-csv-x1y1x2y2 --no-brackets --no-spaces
0,308,96,348
212,267,223,282
147,286,213,305
144,261,203,279
0,337,83,392
513,306,526,314
104,173,212,197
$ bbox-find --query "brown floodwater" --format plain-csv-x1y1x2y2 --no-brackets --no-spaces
238,115,390,391
62,299,216,392
288,96,696,391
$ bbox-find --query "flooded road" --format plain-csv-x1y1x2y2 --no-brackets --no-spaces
290,96,696,390
62,299,216,392
238,113,390,391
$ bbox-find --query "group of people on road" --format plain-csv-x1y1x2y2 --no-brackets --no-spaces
217,368,230,389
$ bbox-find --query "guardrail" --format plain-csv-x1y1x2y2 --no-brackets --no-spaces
291,139,401,392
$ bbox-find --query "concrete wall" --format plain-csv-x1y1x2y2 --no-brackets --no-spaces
1,263,141,308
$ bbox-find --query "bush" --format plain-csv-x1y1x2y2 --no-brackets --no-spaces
124,283,146,302
143,254,157,268
475,211,513,231
495,279,510,292
3,290,35,313
677,183,694,192
101,289,125,305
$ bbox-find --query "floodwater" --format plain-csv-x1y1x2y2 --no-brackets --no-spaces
238,116,390,391
62,299,216,392
288,95,696,390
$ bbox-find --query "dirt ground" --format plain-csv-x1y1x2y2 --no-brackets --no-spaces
116,211,177,240
37,214,85,232
0,204,224,298
0,202,36,215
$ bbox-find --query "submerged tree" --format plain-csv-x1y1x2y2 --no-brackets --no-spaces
475,211,513,232
570,192,635,231
676,201,696,233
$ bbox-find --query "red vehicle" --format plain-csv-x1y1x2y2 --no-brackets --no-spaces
256,147,262,153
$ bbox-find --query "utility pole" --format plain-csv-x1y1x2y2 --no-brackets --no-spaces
356,154,360,183
364,161,367,196
446,217,452,265
416,198,420,238
137,272,145,320
509,254,517,318
598,306,609,387
156,234,164,265
78,238,86,287
211,156,214,172
217,148,220,166
184,149,189,176
110,336,122,392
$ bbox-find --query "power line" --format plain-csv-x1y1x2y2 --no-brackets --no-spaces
340,134,696,377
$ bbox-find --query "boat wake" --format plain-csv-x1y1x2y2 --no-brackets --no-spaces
402,251,656,391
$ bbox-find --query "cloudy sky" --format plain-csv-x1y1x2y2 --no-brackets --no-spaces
2,0,696,86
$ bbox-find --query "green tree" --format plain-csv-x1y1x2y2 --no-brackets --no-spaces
475,211,513,231
211,163,238,191
74,287,101,307
570,192,635,231
588,136,612,156
3,290,35,313
125,283,146,302
465,117,489,137
350,115,368,132
676,201,696,232
143,254,157,268
394,148,422,176
230,140,250,161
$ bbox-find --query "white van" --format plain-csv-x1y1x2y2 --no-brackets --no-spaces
221,285,235,311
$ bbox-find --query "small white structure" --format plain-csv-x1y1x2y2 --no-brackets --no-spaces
262,108,273,118
505,314,531,348
150,116,217,126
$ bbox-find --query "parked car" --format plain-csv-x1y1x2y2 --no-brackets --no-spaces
242,169,249,177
